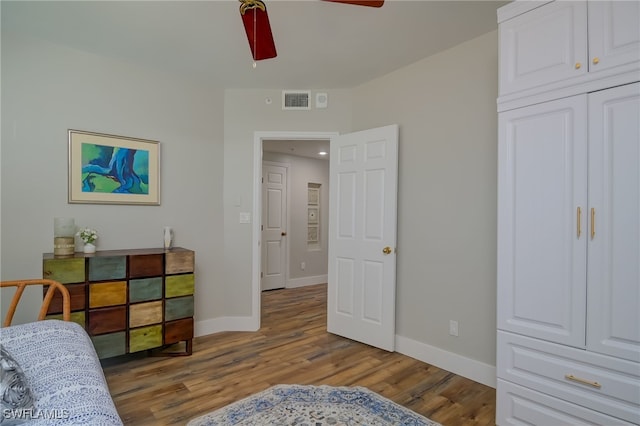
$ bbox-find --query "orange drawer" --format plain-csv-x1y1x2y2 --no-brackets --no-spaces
89,281,126,308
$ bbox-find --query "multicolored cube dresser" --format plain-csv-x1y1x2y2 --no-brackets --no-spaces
42,247,194,359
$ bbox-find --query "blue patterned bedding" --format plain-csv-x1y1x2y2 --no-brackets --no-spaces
0,320,123,425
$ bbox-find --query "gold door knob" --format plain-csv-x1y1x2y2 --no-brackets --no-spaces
382,246,392,255
593,57,600,65
575,62,582,69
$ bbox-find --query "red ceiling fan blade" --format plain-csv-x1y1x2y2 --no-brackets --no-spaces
322,0,384,7
239,0,277,61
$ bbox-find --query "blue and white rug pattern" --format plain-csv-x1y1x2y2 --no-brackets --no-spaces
187,384,441,426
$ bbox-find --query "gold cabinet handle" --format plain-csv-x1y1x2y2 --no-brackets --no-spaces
575,62,582,69
577,207,582,238
565,374,602,389
592,57,600,65
591,208,595,239
382,246,392,255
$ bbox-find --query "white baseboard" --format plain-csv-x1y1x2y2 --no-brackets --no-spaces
195,316,258,337
286,274,327,289
395,335,496,388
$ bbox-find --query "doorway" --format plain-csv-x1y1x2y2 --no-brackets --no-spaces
252,131,338,321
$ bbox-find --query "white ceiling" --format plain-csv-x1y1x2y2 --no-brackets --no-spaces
2,0,507,90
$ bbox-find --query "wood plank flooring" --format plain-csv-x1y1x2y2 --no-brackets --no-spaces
102,284,496,425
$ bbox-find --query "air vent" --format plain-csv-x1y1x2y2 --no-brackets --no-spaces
282,90,311,110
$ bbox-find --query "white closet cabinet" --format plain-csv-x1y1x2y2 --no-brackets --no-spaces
499,0,640,101
497,2,640,425
497,83,640,425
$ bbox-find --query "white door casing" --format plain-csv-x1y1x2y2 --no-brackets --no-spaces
261,162,288,291
327,124,399,352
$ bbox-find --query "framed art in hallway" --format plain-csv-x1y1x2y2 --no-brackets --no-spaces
68,129,160,205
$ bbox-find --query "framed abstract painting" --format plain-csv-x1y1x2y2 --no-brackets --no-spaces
68,129,160,205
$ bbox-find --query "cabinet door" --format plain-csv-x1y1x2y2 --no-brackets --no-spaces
498,95,587,347
588,1,640,74
499,0,587,96
587,82,640,362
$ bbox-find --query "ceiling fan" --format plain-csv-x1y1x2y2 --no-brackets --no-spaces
239,0,384,62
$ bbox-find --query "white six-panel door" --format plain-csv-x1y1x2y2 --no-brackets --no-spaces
261,162,287,291
327,125,398,351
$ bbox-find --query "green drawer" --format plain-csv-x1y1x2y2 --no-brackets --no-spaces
91,332,126,359
165,296,194,321
45,311,86,328
88,256,126,281
43,258,85,284
129,277,163,303
129,325,162,353
165,274,195,298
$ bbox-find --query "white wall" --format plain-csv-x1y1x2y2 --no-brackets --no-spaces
0,33,225,328
262,152,329,286
352,31,498,378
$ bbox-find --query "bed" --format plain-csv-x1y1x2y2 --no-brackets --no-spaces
0,279,123,425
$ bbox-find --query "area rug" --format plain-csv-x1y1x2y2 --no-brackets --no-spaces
187,384,441,426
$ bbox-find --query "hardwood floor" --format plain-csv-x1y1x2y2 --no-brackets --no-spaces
103,284,496,425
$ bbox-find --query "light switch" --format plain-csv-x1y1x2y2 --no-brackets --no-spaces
239,212,251,224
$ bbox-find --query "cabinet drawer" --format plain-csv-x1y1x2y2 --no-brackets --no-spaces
129,301,163,328
164,318,194,345
165,274,194,298
498,331,640,424
43,258,85,284
45,311,86,328
129,254,163,278
165,250,194,274
88,306,126,335
89,281,127,308
497,379,635,425
88,256,126,281
91,332,126,359
129,277,162,303
130,325,162,353
45,283,86,314
165,296,194,321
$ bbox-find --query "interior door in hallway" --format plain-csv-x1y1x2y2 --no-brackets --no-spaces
261,162,288,291
327,124,399,351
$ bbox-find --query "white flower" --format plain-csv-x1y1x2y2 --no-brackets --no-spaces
76,227,98,244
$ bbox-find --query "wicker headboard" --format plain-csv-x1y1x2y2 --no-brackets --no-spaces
1,279,71,326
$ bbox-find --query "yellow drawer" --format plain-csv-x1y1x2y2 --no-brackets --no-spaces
129,301,163,328
89,281,127,308
165,274,195,298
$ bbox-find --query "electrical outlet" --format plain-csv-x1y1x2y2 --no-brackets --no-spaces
301,262,306,271
449,320,459,337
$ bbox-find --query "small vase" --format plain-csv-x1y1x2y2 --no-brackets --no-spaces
83,243,96,254
163,227,173,250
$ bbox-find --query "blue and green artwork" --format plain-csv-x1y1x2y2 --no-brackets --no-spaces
81,143,149,194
